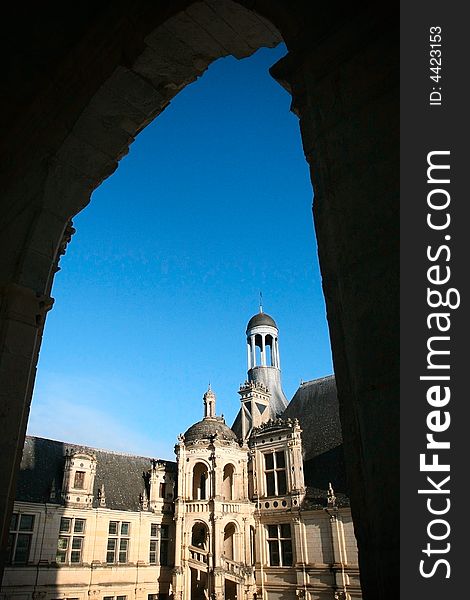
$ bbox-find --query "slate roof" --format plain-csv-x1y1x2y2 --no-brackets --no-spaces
16,436,176,511
282,375,348,495
283,375,342,461
184,417,238,443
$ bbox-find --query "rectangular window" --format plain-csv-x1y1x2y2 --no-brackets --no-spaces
73,471,85,489
107,521,130,564
149,523,170,566
264,451,287,496
149,540,157,564
56,517,85,564
266,524,293,567
7,513,35,565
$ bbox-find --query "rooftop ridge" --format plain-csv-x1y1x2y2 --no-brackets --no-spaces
24,434,173,463
299,374,335,387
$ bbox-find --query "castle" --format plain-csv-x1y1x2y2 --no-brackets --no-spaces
1,311,361,600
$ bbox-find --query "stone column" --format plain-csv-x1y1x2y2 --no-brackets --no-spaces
250,336,256,368
328,511,349,596
270,5,398,598
260,334,266,366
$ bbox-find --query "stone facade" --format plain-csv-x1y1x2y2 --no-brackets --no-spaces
1,312,361,599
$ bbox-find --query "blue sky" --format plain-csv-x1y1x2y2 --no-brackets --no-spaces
27,44,333,460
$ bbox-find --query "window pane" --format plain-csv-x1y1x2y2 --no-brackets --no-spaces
121,522,130,536
275,451,285,468
74,519,85,533
107,538,116,550
281,539,293,566
109,521,118,535
118,551,127,563
264,453,274,470
19,515,34,531
74,471,85,489
149,541,157,552
277,470,287,495
56,550,67,563
106,551,115,563
268,540,280,566
10,513,18,531
14,534,31,564
120,539,128,551
280,524,291,539
70,550,81,563
60,517,71,533
149,551,156,564
117,596,127,600
57,537,69,550
72,537,83,550
266,472,275,496
267,525,278,539
151,524,158,537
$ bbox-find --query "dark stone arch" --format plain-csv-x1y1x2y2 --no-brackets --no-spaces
0,2,398,598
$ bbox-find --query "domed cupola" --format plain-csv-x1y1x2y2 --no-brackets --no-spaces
245,307,288,415
232,306,289,440
183,387,238,445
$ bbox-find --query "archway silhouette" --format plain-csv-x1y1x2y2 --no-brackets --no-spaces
0,3,399,598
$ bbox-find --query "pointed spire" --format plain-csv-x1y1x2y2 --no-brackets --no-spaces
259,291,263,313
327,482,336,507
98,483,106,507
49,478,57,502
140,487,149,511
203,385,216,419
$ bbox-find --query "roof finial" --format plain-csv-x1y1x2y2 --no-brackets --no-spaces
259,291,263,313
203,385,216,419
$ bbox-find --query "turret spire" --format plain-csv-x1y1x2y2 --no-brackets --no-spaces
203,386,216,419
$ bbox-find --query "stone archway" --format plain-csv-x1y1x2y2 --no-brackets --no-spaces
0,2,398,598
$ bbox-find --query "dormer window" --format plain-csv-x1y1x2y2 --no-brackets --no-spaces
73,471,85,489
62,452,96,508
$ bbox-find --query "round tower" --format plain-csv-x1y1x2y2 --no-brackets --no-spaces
245,309,288,417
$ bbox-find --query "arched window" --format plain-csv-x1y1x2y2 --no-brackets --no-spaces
223,523,236,560
222,464,235,500
191,522,208,550
250,526,256,565
192,463,209,500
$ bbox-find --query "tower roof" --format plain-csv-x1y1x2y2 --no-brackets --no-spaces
246,312,277,332
184,418,238,444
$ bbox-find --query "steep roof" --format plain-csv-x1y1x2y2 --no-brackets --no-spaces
283,375,347,494
283,375,342,460
16,436,176,511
